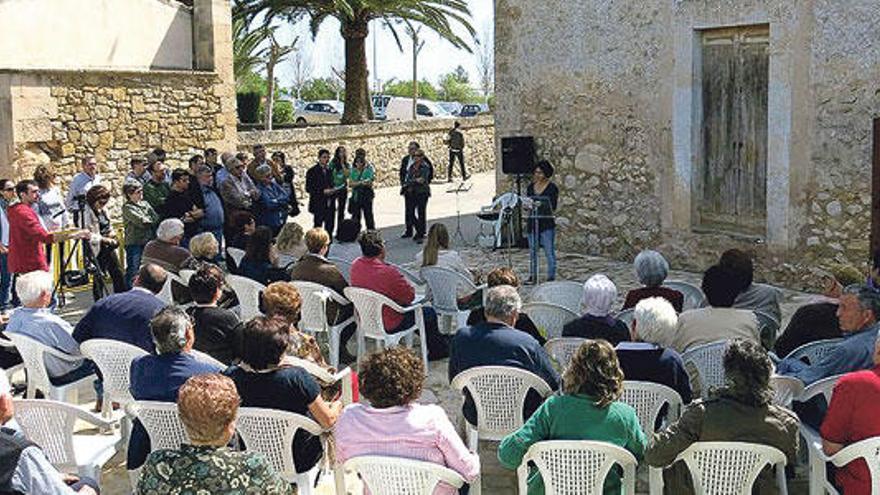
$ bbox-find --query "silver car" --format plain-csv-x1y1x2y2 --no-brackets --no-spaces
294,100,344,126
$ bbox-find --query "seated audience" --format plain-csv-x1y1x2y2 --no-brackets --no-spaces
466,267,545,345
239,226,283,285
335,347,480,494
181,232,220,268
261,281,330,368
646,339,799,494
128,307,222,470
562,274,630,346
226,210,256,252
350,230,445,359
617,297,692,404
327,219,362,264
73,264,168,354
137,374,290,494
253,164,290,236
499,339,646,494
276,222,307,267
417,223,475,299
622,250,684,312
821,334,880,495
773,264,861,358
224,316,342,474
449,285,560,427
140,218,194,274
720,248,783,323
672,265,760,352
186,265,242,365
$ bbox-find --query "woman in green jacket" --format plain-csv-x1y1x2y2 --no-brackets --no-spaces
348,148,375,230
122,180,160,287
498,339,647,494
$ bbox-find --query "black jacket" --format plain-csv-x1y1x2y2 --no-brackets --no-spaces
305,163,333,214
398,155,434,194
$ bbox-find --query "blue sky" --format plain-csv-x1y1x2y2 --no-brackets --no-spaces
272,0,494,91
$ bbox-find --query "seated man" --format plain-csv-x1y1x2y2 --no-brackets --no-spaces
186,265,242,365
6,271,95,387
449,285,560,427
720,248,783,324
349,230,445,359
672,264,760,353
288,227,355,363
73,264,167,354
140,218,194,274
821,334,880,495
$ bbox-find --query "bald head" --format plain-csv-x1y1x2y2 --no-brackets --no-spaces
136,263,168,294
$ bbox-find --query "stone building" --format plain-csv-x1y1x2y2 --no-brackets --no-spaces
0,0,237,207
495,0,880,288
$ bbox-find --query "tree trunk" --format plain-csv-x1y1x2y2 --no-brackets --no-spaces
341,18,370,125
265,57,275,130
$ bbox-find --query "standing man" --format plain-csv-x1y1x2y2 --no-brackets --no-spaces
398,142,433,238
159,169,204,248
197,165,225,251
402,149,432,243
306,149,336,233
0,180,14,313
186,155,207,210
65,156,102,227
126,156,150,185
143,160,171,211
445,121,468,182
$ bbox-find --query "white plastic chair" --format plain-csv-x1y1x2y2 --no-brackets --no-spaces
450,365,553,451
522,302,578,340
530,281,584,313
419,266,485,334
825,436,880,495
518,440,637,495
178,269,195,285
0,334,24,380
620,381,684,435
79,339,148,417
338,455,466,495
14,399,119,482
291,281,355,368
796,374,845,495
479,192,519,248
769,375,805,409
616,309,635,329
543,337,587,370
327,256,353,283
755,310,781,350
156,272,185,305
226,274,265,321
649,441,788,495
285,356,355,405
227,247,246,269
681,340,729,399
785,338,843,365
130,401,190,451
6,333,95,403
236,407,325,494
343,287,429,373
664,281,706,311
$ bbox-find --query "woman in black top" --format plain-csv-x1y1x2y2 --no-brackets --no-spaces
83,185,127,300
272,151,300,218
329,146,350,237
524,161,559,283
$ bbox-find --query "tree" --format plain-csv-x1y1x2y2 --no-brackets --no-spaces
300,77,340,101
437,70,475,102
232,17,270,90
264,32,296,130
384,78,438,100
289,45,312,101
235,0,475,124
406,23,426,120
474,23,494,98
452,64,469,84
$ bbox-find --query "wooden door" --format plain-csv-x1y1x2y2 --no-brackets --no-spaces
698,26,770,235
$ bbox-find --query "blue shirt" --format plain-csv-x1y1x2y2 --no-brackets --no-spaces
72,287,166,353
200,186,224,231
6,307,83,378
777,323,880,385
616,342,693,404
255,180,290,230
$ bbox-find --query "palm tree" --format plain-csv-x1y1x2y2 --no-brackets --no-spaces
233,17,271,90
234,0,475,124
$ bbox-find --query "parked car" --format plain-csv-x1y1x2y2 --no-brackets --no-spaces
437,101,463,116
372,95,391,120
385,97,454,121
294,100,344,126
459,104,485,117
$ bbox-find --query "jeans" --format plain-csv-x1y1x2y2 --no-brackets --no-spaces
124,244,145,289
0,253,11,311
528,228,556,281
448,150,466,180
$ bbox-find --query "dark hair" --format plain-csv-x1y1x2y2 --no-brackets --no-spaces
719,248,754,291
487,267,520,288
358,230,384,258
333,146,347,163
721,339,773,406
318,149,330,159
230,211,255,233
137,263,168,294
701,264,741,308
271,151,285,164
189,265,224,304
253,144,265,152
33,165,55,189
0,179,13,191
240,316,289,369
15,180,37,196
359,347,424,408
245,226,274,263
86,185,111,208
123,182,143,198
152,147,167,160
171,168,190,183
355,148,366,158
337,219,361,243
204,148,217,158
534,160,554,178
454,121,461,128
130,156,147,167
188,155,204,168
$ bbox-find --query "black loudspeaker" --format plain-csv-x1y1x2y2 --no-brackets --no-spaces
501,136,535,175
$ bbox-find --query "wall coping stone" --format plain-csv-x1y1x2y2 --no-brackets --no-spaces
0,68,218,79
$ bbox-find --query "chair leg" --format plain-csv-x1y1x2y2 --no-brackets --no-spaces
467,426,478,452
808,449,825,495
329,328,340,369
334,465,346,495
776,461,788,495
356,332,365,370
418,330,429,374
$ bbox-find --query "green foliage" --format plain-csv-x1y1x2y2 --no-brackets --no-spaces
233,17,270,90
272,99,294,124
238,70,268,95
383,79,439,101
452,65,469,84
300,78,341,101
437,71,475,103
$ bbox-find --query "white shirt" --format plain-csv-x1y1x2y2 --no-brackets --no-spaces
37,187,69,232
65,172,102,211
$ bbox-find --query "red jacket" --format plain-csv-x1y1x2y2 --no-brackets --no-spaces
7,203,53,273
350,256,414,331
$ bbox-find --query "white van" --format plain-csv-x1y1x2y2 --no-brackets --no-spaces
384,97,453,121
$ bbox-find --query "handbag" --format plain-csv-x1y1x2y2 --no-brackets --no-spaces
62,270,89,287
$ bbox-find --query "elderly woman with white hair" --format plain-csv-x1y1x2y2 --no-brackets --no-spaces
140,218,194,274
616,297,692,405
562,274,630,345
622,250,684,312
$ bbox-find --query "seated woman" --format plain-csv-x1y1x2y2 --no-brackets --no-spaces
224,316,343,474
137,374,290,494
226,210,256,251
498,339,647,494
328,219,362,264
645,339,799,494
239,226,284,285
466,267,545,345
141,218,193,275
417,223,481,309
261,281,333,369
562,274,630,346
186,265,242,365
622,250,684,312
335,347,480,494
275,222,307,268
128,307,223,470
173,232,221,303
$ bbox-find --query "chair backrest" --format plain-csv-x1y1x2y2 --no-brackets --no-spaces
616,309,635,329
7,333,55,398
530,281,584,313
799,373,845,405
226,274,265,321
620,381,684,435
754,310,781,350
132,401,190,451
785,338,843,365
344,287,399,339
664,281,706,311
327,257,352,283
14,399,80,470
80,339,149,405
236,407,323,482
544,337,587,370
827,436,880,494
178,269,195,285
420,266,476,313
450,365,553,440
342,455,466,495
519,440,637,495
769,375,804,409
681,340,729,399
291,280,338,334
677,442,786,495
522,302,579,340
156,273,178,305
227,247,246,268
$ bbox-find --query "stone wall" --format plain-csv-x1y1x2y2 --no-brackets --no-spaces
238,115,495,196
495,0,880,289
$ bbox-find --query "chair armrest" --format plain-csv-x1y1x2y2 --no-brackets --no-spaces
334,367,354,405
388,300,424,315
40,346,86,362
828,438,875,467
72,406,117,430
